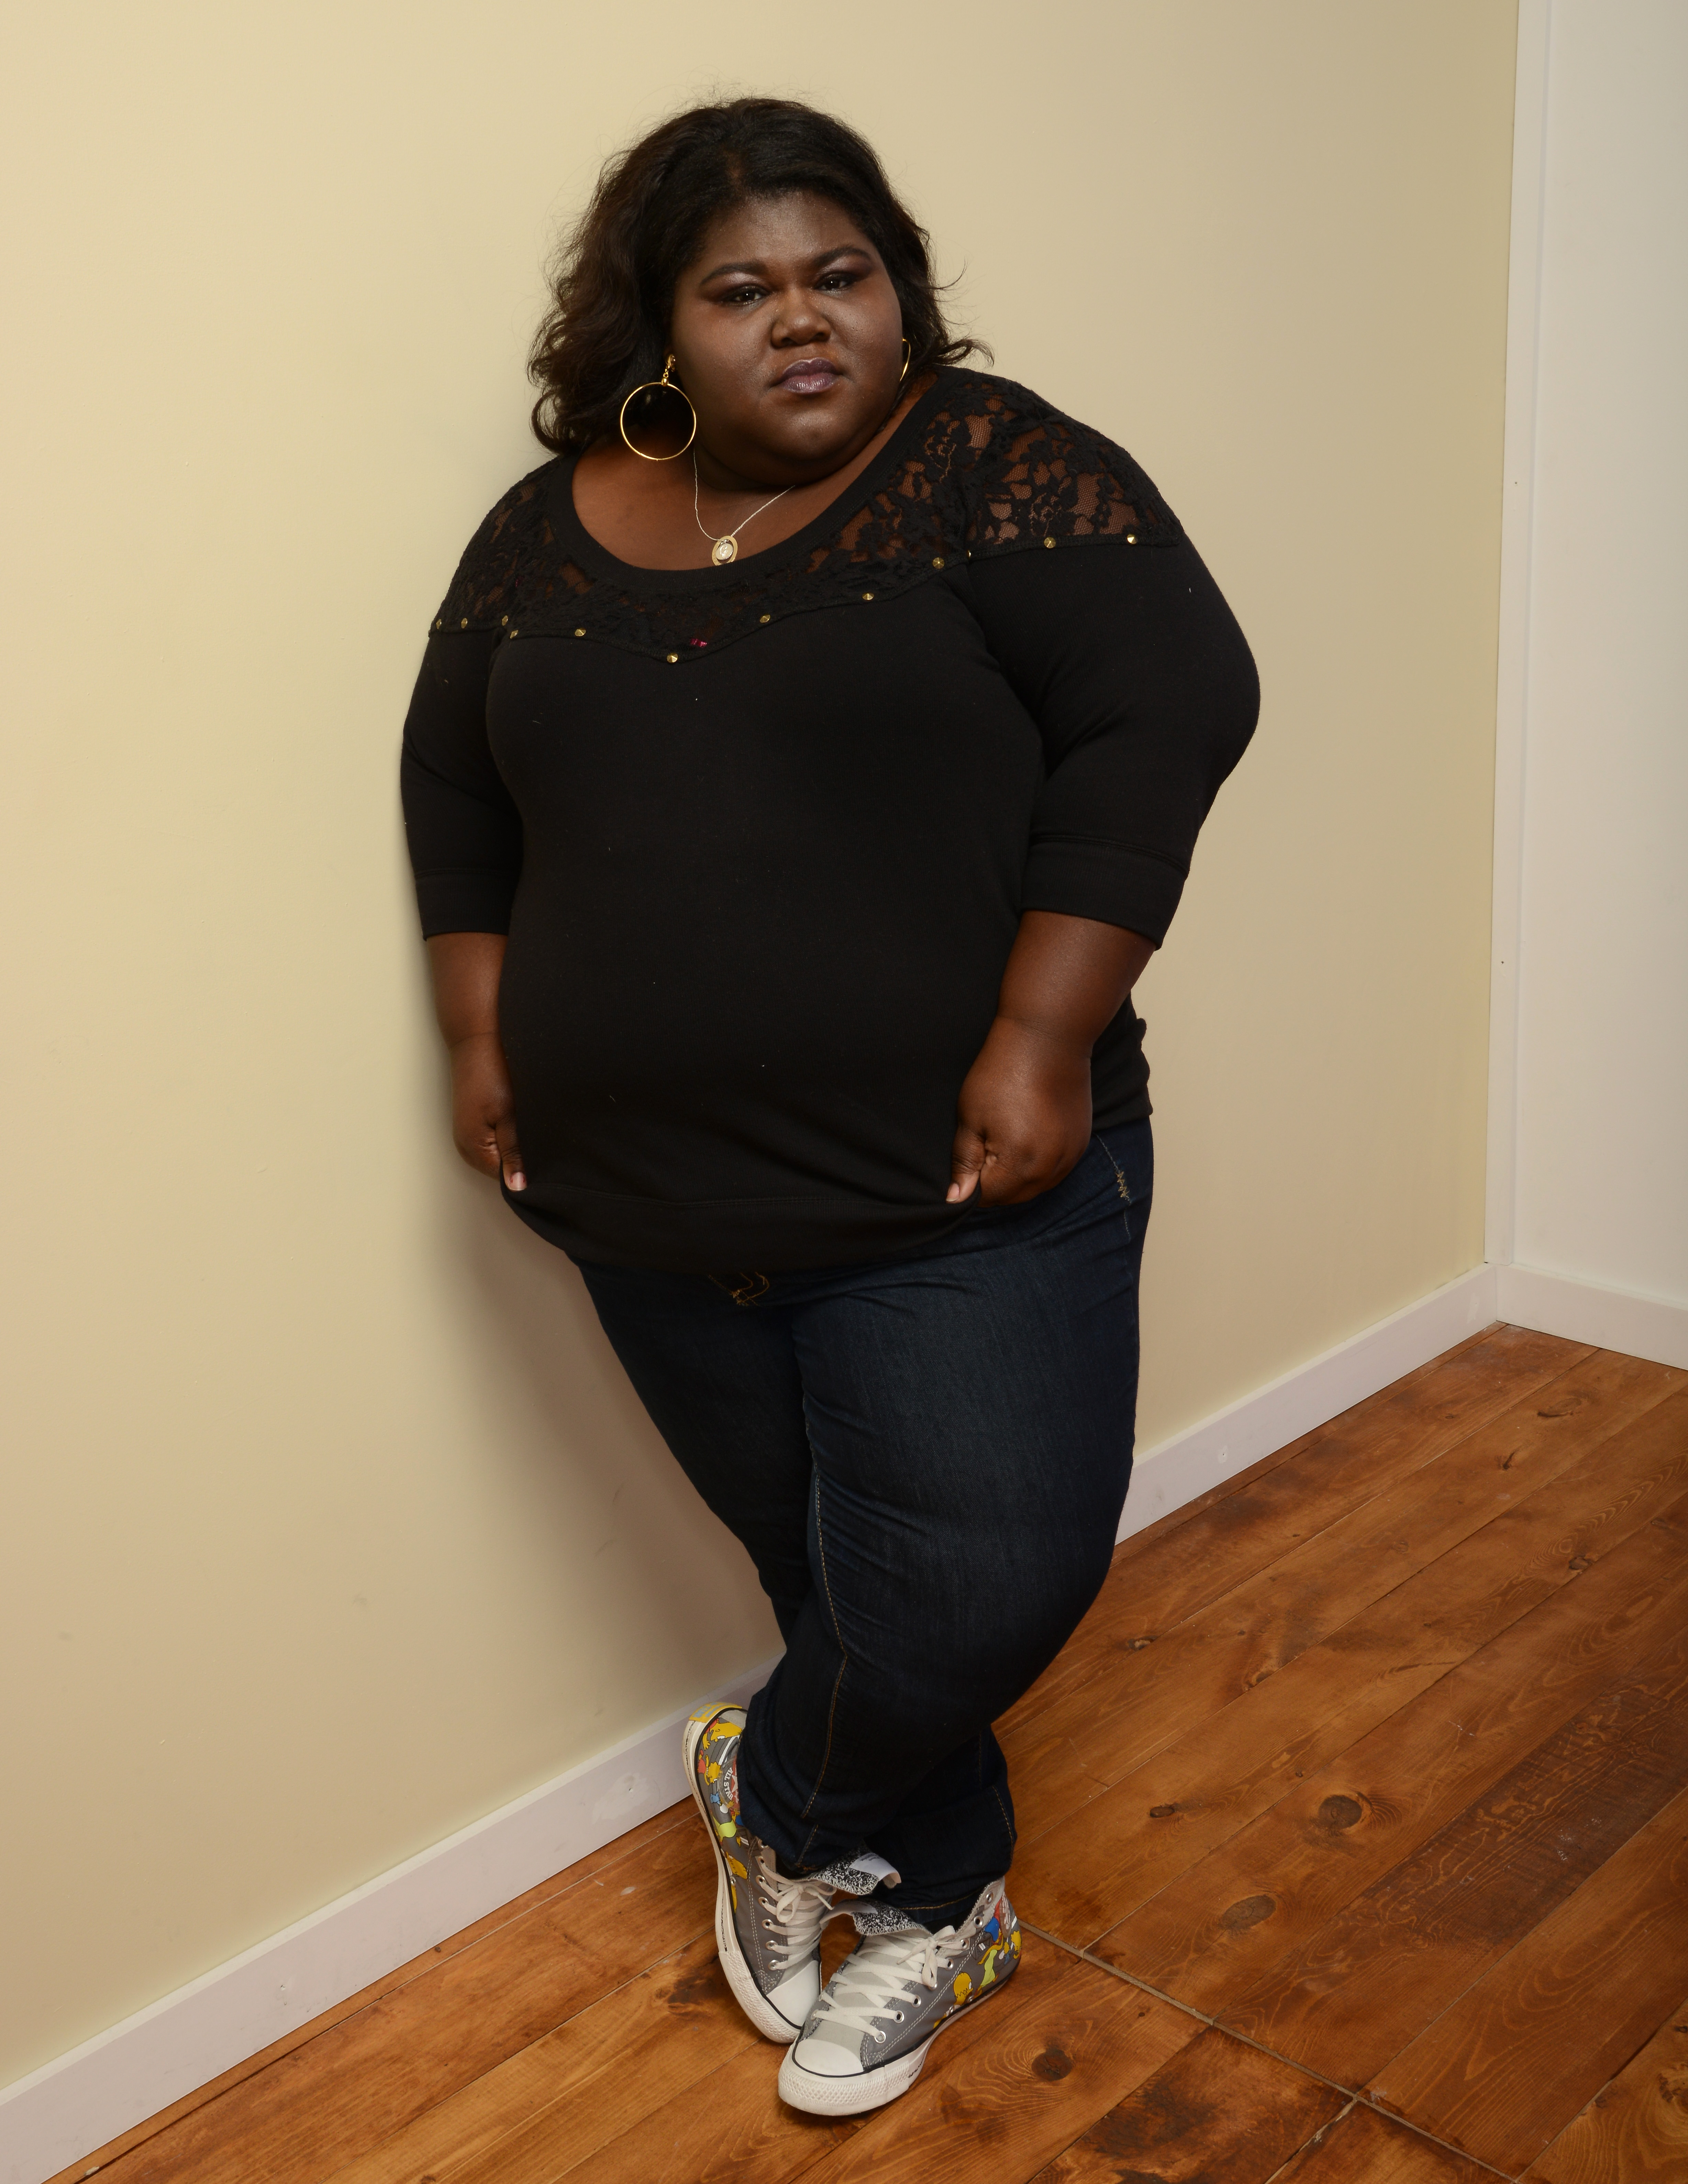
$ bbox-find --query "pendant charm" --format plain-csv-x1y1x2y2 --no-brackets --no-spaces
711,536,737,565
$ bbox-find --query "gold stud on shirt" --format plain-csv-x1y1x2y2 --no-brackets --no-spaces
574,626,585,637
1043,537,1056,550
501,615,508,625
460,616,469,625
434,618,442,629
1126,533,1137,544
862,591,875,602
932,556,945,569
666,653,679,663
759,613,771,624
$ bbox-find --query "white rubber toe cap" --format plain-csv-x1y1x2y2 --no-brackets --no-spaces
789,2036,865,2078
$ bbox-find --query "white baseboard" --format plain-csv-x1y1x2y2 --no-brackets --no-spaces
1117,1263,1501,1541
2,1256,1539,2184
1497,1262,1688,1371
0,1659,779,2184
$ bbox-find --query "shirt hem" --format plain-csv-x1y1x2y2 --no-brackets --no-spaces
507,1086,1151,1272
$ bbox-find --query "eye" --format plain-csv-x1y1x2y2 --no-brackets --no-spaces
718,283,767,307
817,272,860,293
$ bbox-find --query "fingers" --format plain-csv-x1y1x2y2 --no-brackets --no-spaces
971,1137,1048,1204
448,1036,523,1189
493,1112,526,1193
947,1124,986,1203
452,1118,501,1181
950,1109,1086,1206
949,1017,1094,1207
985,1144,1079,1204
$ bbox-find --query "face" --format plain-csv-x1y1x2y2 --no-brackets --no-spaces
666,192,906,486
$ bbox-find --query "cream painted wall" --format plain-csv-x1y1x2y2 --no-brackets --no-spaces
1508,0,1688,1305
0,1,1516,2086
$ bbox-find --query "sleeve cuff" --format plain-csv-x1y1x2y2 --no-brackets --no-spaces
414,870,515,939
1019,837,1187,947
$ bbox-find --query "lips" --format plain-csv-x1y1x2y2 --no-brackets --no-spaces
775,358,841,395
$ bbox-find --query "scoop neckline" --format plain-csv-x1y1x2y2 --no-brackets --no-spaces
550,367,959,593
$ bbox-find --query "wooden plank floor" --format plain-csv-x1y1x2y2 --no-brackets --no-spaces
54,1325,1688,2184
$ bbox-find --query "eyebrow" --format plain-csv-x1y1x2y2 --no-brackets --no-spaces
696,244,873,283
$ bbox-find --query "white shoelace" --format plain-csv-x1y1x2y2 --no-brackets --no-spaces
805,1924,968,2043
755,1849,839,1972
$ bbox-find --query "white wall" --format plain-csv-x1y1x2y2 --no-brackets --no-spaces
1501,0,1688,1310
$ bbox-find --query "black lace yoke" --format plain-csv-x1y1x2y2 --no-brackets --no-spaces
430,369,1183,665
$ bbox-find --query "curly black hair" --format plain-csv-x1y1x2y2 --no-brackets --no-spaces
528,97,983,452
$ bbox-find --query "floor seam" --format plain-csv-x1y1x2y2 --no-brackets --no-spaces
1259,2095,1357,2184
1020,1922,1521,2182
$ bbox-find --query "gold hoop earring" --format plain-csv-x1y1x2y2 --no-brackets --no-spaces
898,337,911,387
618,354,697,461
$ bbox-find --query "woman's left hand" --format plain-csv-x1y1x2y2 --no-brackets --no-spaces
946,909,1157,1207
947,1017,1093,1205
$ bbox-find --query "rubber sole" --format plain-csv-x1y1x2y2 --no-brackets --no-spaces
779,2032,935,2114
682,1709,809,2045
777,1957,1018,2116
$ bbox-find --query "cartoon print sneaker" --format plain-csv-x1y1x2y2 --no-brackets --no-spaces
683,1702,865,2042
777,1879,1022,2114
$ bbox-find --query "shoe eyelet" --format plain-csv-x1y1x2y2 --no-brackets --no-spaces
875,2030,887,2043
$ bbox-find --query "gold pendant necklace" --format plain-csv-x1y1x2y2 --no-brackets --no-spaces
693,455,792,566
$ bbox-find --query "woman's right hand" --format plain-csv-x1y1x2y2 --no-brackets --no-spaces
426,932,525,1191
449,1031,525,1191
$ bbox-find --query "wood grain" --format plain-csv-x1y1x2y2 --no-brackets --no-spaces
1095,1325,1516,1583
795,1955,1197,2184
1026,2025,1344,2182
1272,2103,1494,2181
1372,1782,1688,2171
1087,1488,1688,2004
319,1934,755,2184
325,1912,858,2184
551,1945,1192,2184
1213,1617,1688,2083
1035,1326,1577,1679
81,1813,717,2184
1522,1990,1688,2182
1006,1353,1674,1843
1028,1366,1688,1951
41,1804,694,2184
1002,1329,1586,1774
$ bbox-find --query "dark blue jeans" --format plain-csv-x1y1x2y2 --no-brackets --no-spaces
578,1122,1152,1928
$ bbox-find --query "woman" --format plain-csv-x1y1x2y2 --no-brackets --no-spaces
402,97,1256,2116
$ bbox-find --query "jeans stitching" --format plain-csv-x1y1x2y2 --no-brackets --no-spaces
989,1783,1016,1862
799,1479,849,1822
799,1656,848,1825
1096,1133,1131,1203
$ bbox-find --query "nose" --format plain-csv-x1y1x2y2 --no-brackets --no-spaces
771,285,831,348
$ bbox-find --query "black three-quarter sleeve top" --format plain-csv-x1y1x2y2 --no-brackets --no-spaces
401,368,1259,1272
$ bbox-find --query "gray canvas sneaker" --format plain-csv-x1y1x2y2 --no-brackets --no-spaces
684,1702,895,2042
777,1879,1022,2114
